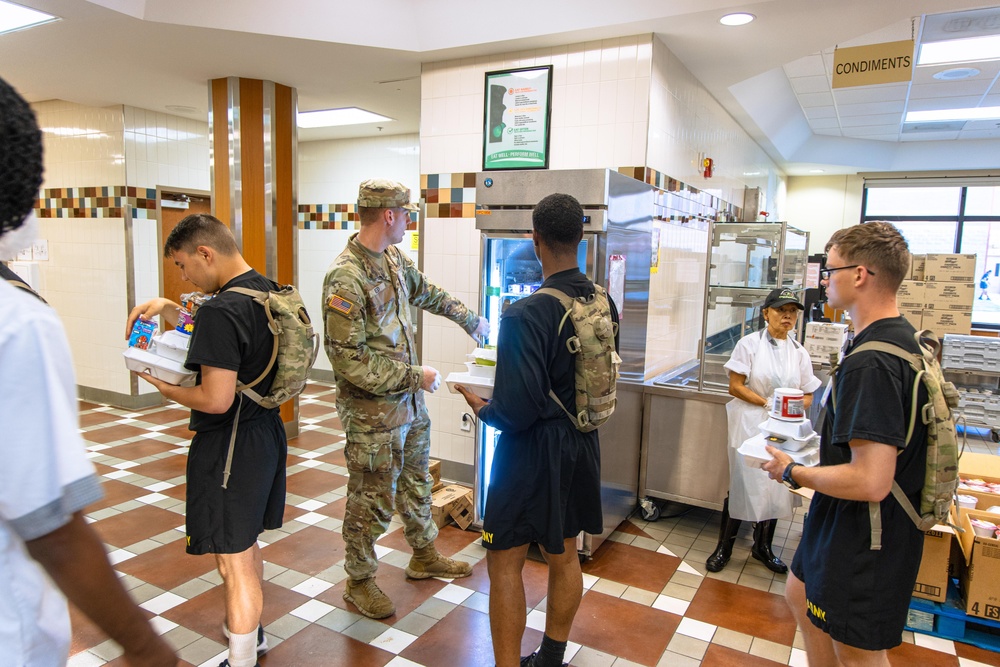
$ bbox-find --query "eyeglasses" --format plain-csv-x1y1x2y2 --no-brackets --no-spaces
820,264,875,280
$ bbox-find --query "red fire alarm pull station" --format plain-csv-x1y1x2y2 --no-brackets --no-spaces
702,157,714,178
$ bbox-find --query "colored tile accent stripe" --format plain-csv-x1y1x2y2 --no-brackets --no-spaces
35,186,158,219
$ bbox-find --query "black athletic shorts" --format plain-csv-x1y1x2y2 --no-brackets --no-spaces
185,415,287,555
481,419,602,554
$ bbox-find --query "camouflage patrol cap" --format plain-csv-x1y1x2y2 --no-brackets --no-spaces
357,178,419,211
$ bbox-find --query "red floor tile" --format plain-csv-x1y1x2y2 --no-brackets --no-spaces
260,526,346,576
258,624,393,667
317,448,347,466
91,505,186,548
570,590,679,666
401,604,543,667
285,468,348,497
888,641,960,666
686,578,797,646
316,496,348,520
86,479,149,512
299,402,337,419
162,580,310,641
82,424,150,444
114,539,217,590
701,644,786,666
102,438,183,459
289,429,345,450
127,454,189,481
955,641,1000,666
79,411,121,427
133,408,189,425
582,539,679,593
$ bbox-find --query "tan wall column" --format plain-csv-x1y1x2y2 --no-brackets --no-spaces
209,77,300,430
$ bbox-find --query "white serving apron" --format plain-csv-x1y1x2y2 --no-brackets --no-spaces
726,331,803,522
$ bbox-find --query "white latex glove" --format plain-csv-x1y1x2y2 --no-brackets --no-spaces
421,366,441,393
473,317,490,339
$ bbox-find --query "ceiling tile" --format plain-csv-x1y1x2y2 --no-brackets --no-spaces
844,125,900,136
909,80,992,99
804,106,839,120
783,55,827,78
837,100,906,116
960,128,1000,139
905,95,985,111
797,91,835,108
840,113,902,127
814,128,843,136
912,61,1000,84
808,117,841,129
832,84,909,105
962,119,1000,130
790,75,830,95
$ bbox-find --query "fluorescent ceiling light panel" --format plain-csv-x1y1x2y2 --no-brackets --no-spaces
0,0,58,35
905,107,1000,122
297,108,392,128
918,34,1000,65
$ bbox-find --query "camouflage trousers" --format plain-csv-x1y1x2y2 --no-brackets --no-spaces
342,404,437,581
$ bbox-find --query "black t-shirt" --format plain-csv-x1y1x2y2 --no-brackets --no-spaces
791,316,929,647
184,269,279,432
479,268,619,434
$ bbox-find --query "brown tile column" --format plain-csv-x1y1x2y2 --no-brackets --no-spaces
209,77,300,434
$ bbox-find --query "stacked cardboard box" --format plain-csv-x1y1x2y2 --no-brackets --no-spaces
803,322,849,365
897,254,975,335
952,453,1000,620
429,458,444,492
431,484,474,530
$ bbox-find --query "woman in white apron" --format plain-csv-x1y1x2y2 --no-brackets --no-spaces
705,288,821,574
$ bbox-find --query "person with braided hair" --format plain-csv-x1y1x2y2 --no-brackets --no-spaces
0,76,177,666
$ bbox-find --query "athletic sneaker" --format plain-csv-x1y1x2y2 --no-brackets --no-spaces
221,623,268,654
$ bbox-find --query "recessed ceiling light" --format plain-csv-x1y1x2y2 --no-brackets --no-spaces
0,0,58,35
809,169,826,174
719,12,755,26
918,34,1000,66
298,107,393,128
906,107,1000,122
932,67,981,81
166,105,199,114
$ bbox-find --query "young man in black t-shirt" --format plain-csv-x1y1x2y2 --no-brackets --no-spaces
762,222,927,666
456,194,617,667
127,214,284,667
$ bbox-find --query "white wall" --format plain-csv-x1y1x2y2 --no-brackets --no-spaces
785,175,864,253
299,134,419,204
123,106,210,191
34,101,125,190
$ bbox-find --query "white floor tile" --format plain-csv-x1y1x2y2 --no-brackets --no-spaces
370,627,419,654
290,599,336,622
139,592,186,614
434,583,475,604
291,576,334,597
676,617,716,642
651,594,690,616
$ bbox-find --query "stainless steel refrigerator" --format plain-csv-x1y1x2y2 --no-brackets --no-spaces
473,168,652,558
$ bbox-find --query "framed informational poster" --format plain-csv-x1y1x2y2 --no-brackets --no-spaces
482,65,552,170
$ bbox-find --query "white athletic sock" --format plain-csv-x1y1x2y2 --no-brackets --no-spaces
228,629,258,667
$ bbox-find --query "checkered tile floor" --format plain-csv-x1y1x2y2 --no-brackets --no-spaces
68,382,1000,666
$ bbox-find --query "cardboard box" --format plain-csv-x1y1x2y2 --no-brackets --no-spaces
924,254,976,283
958,452,1000,511
430,484,473,529
924,281,975,312
955,508,1000,620
922,309,972,335
912,525,955,602
897,281,925,309
910,254,926,281
804,322,848,364
901,308,923,331
429,459,443,492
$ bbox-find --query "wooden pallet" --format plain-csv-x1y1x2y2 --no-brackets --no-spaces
907,581,1000,652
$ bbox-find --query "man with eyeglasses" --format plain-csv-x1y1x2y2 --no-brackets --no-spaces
762,222,928,666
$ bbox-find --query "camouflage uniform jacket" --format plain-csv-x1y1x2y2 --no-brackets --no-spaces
323,233,479,431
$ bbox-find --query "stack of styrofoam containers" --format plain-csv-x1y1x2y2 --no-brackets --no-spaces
803,321,849,365
921,254,976,335
942,334,1000,374
958,389,990,422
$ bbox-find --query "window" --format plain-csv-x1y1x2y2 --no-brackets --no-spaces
862,183,1000,328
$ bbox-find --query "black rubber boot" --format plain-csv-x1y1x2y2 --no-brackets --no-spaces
705,498,742,573
751,519,788,574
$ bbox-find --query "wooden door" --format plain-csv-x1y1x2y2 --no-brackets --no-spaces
160,196,211,305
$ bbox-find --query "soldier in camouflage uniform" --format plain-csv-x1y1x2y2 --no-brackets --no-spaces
323,178,489,620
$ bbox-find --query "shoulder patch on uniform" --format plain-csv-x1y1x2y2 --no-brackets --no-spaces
327,293,357,317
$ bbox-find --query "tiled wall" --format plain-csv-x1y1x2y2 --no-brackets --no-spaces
299,134,419,205
30,101,209,399
123,106,210,191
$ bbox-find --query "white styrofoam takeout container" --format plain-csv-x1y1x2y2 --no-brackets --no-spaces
446,372,494,400
738,433,819,469
123,347,197,387
151,330,190,363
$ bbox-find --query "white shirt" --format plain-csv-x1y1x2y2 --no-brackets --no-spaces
0,279,103,666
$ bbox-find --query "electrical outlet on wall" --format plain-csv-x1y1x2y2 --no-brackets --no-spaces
460,413,472,432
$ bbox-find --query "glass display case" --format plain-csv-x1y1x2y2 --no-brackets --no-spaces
656,221,808,393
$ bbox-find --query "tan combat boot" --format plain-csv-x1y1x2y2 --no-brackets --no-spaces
405,544,473,579
343,577,395,619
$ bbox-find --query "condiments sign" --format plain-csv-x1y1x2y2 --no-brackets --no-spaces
832,40,914,88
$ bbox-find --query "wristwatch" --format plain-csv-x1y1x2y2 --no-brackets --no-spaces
782,462,802,490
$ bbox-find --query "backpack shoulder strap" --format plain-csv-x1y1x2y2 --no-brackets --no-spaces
223,286,279,397
533,286,586,425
